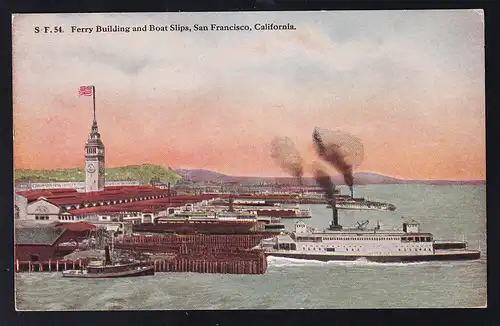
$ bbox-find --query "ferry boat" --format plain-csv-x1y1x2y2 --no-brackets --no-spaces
132,204,258,234
328,199,396,211
62,246,155,278
326,193,396,211
253,207,480,263
233,204,312,219
211,198,312,219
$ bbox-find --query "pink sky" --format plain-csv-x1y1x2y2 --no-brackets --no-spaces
13,11,485,180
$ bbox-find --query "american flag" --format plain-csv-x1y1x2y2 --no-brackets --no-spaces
79,85,93,96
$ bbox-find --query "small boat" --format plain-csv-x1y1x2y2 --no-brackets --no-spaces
62,245,155,278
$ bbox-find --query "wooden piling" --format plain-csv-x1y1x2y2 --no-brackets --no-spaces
72,260,75,270
16,259,19,273
56,260,59,272
64,261,67,271
28,261,31,273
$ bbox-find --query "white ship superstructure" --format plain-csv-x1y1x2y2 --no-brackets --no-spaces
258,219,435,256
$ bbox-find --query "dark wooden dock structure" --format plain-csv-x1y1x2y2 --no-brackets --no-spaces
15,233,272,275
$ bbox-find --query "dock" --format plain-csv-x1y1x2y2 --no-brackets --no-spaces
15,233,273,275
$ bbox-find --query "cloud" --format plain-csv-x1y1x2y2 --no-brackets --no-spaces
72,47,156,76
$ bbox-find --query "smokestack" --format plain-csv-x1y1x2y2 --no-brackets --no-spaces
332,202,339,228
104,245,111,265
329,187,342,231
228,197,234,212
350,186,354,199
168,182,171,204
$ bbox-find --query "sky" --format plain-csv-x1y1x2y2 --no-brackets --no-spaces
12,11,485,180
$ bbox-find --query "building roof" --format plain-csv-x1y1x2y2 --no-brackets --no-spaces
15,227,66,245
54,222,97,231
17,186,170,206
67,194,221,215
16,189,78,201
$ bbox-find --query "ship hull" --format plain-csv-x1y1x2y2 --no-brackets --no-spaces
255,210,311,219
62,266,155,278
133,221,256,234
328,205,396,211
265,250,480,263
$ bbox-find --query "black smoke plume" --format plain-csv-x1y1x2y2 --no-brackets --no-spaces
270,136,304,184
313,164,336,200
312,128,363,196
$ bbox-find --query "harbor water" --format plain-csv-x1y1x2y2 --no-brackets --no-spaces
15,184,487,310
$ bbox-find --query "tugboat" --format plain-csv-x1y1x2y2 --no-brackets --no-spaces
62,245,155,278
254,196,480,263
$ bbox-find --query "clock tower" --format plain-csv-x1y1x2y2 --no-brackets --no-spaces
84,113,105,192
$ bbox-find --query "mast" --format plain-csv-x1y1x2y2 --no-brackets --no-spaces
92,85,96,122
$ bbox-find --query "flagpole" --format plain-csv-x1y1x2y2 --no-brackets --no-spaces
92,85,96,121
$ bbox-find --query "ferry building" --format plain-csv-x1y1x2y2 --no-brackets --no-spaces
14,104,172,224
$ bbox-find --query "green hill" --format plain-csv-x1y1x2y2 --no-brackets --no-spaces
14,164,182,185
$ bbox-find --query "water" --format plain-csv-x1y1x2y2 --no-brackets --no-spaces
15,185,487,310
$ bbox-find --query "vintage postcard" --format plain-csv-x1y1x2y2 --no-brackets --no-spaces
13,10,485,310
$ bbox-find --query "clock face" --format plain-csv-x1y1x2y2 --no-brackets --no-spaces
87,163,96,173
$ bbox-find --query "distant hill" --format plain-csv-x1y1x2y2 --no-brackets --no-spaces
173,169,485,185
15,164,182,185
174,169,235,182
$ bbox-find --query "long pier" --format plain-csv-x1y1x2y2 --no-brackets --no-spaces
15,259,89,273
15,254,267,275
